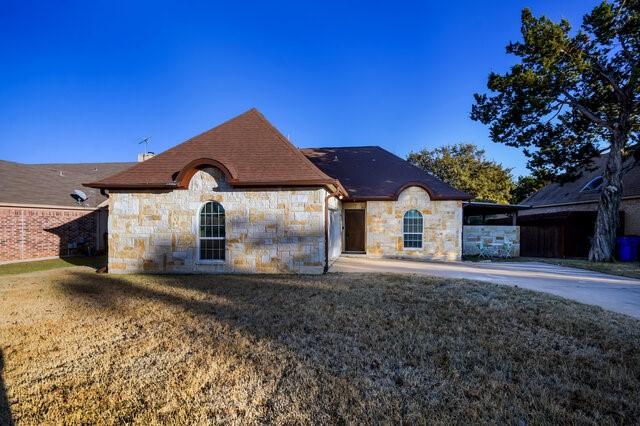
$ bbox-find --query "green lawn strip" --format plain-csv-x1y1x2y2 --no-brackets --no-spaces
463,255,640,279
0,256,106,276
532,257,640,280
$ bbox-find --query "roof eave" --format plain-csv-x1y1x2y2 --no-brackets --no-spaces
345,194,471,202
83,182,179,190
84,178,349,196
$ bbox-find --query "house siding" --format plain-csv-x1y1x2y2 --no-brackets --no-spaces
107,168,326,274
0,205,101,262
520,197,640,235
364,186,462,261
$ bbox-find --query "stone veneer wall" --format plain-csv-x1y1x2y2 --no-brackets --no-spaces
108,167,326,274
462,226,520,257
365,186,463,261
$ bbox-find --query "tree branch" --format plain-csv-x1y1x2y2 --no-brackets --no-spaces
590,59,628,102
560,91,615,130
544,102,565,125
621,157,637,175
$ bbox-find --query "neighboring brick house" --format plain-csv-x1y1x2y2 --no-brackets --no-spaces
519,155,640,257
0,160,133,262
86,109,470,274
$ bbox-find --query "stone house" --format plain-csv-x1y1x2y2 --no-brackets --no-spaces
86,109,470,274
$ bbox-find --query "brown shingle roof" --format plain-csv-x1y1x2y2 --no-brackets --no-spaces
85,108,342,192
525,154,640,207
0,160,134,208
301,146,471,201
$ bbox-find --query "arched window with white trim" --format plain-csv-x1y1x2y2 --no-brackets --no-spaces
199,201,225,261
403,210,423,248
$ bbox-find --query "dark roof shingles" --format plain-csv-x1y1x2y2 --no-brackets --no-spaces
525,154,640,206
301,146,470,200
0,160,134,207
87,108,336,189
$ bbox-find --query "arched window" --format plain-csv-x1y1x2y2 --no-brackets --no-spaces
580,176,604,192
403,210,423,249
199,201,225,261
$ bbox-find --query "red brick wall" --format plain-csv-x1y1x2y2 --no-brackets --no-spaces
0,206,100,262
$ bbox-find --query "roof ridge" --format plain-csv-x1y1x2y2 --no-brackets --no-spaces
135,107,259,166
87,108,261,186
2,160,136,166
34,161,136,165
250,109,335,182
302,145,382,150
86,108,344,191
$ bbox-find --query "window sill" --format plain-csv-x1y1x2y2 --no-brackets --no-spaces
196,260,226,265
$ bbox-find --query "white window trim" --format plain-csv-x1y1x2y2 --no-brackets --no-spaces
402,210,424,250
197,201,227,263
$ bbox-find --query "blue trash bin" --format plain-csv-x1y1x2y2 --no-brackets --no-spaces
616,236,638,262
630,236,640,261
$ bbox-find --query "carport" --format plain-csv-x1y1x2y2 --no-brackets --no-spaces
462,202,530,257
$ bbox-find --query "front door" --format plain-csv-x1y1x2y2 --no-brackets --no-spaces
344,209,365,252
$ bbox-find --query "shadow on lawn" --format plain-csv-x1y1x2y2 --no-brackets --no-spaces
52,271,377,419
53,271,357,349
49,270,640,423
54,271,335,322
0,351,13,426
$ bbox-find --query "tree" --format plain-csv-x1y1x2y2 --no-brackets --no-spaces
471,2,640,261
408,143,514,204
511,175,547,204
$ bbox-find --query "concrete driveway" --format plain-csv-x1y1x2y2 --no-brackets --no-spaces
330,256,640,319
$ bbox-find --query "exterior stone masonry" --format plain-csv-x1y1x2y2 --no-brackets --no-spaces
108,168,327,274
0,205,101,262
364,186,463,261
462,225,520,257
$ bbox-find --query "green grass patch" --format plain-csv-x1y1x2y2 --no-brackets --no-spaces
533,257,640,280
464,255,640,280
0,256,106,276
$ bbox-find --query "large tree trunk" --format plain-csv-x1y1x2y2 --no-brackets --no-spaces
589,135,625,262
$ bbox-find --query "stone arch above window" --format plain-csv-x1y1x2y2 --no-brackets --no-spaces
188,167,231,191
403,209,423,249
176,158,238,188
199,201,225,261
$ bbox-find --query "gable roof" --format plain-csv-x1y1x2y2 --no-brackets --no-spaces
525,154,640,207
0,160,134,208
85,109,344,193
301,146,471,201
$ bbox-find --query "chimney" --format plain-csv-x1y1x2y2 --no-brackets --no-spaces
138,152,155,162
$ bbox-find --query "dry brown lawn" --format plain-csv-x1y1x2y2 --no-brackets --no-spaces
1,267,639,424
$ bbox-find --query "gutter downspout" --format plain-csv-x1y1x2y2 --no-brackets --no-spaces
324,189,342,273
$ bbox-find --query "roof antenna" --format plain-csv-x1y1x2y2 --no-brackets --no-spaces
138,137,151,155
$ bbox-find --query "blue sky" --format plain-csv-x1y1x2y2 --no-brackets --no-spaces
0,1,596,177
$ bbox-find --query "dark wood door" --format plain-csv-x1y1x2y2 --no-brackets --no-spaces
344,209,365,252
